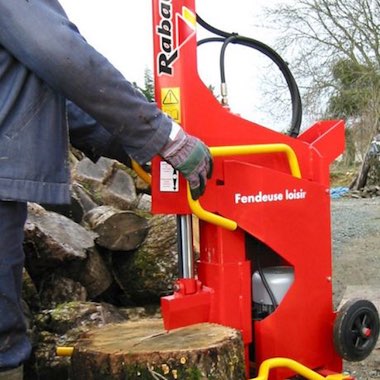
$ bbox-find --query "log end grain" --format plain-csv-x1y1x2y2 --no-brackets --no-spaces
71,320,246,380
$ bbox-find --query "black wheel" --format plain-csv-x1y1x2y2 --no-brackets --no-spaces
333,298,380,361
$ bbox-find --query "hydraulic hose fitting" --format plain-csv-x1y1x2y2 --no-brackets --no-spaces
221,82,229,106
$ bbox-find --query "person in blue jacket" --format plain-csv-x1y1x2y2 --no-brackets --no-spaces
0,1,212,378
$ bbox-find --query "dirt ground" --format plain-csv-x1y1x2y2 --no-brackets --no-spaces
331,196,380,379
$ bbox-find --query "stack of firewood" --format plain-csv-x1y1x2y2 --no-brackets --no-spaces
22,155,246,380
22,156,178,379
349,185,380,198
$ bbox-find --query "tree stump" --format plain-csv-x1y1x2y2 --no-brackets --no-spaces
71,320,246,380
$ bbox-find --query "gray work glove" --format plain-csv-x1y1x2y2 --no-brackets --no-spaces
160,122,213,200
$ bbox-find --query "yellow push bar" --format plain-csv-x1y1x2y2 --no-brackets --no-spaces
250,358,350,380
56,346,74,357
132,143,301,231
210,144,301,178
188,143,302,231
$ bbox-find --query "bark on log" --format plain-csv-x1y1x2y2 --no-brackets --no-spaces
73,157,138,210
350,152,373,190
84,206,149,251
72,182,99,214
71,320,246,380
24,203,96,267
27,302,127,380
111,215,178,304
73,157,115,190
38,274,87,307
350,137,380,190
41,193,85,224
24,204,112,299
75,248,113,298
100,169,137,210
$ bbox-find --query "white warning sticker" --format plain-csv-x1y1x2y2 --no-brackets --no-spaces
160,161,179,192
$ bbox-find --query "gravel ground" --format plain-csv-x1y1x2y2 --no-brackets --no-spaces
332,196,380,305
331,196,380,379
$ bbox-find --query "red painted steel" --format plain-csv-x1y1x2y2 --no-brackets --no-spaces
151,1,345,378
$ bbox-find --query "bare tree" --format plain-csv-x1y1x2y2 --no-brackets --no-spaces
267,0,380,100
265,0,380,187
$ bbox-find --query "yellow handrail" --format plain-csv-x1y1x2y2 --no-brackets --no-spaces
187,143,302,231
131,160,152,185
251,358,350,380
210,144,301,178
187,186,238,230
131,144,301,231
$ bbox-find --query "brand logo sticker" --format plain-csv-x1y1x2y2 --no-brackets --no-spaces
234,189,307,204
156,1,196,76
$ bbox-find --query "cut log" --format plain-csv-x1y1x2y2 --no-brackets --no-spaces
38,274,87,307
135,193,152,212
41,193,85,224
71,320,246,380
73,156,115,190
24,203,96,267
73,157,138,210
350,137,380,190
72,182,99,214
75,248,113,298
101,168,137,210
84,205,149,251
27,302,127,380
111,214,178,304
40,301,127,335
24,204,112,299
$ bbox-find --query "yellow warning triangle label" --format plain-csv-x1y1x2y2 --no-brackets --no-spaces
161,88,181,123
163,89,179,105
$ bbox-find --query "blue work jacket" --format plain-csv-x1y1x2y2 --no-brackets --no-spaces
0,0,171,204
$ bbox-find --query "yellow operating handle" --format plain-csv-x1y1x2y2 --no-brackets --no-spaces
210,144,301,178
56,346,74,357
187,143,302,231
132,144,301,231
250,357,350,380
131,160,152,185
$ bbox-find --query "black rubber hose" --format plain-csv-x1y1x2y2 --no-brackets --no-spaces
197,14,231,39
196,14,302,137
197,37,225,46
219,35,238,84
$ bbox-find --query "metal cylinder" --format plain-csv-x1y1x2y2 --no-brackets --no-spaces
177,215,194,278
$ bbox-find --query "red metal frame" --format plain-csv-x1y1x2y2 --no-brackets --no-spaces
151,1,345,378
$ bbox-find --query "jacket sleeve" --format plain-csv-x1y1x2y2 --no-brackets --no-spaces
0,0,171,164
67,100,132,167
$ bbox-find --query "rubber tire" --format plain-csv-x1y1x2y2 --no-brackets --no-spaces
333,298,380,362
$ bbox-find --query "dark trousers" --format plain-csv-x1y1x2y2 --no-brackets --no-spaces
0,201,31,368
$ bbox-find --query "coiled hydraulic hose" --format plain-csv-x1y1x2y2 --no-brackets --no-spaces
197,14,302,138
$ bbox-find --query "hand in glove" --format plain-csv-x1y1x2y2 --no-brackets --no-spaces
160,122,213,200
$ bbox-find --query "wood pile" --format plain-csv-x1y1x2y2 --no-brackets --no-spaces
22,156,181,379
348,185,380,198
22,155,246,380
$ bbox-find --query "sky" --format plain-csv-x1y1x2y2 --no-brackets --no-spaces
59,0,293,130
